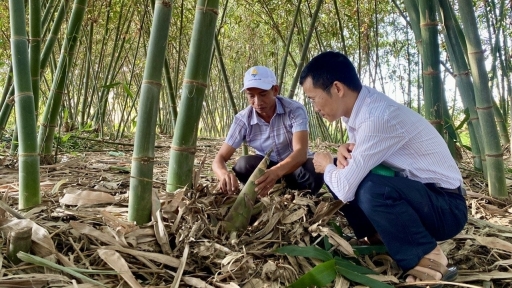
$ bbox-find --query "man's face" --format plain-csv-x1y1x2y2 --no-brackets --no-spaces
302,77,343,122
245,86,278,117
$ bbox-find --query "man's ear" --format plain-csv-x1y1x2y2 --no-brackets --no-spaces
272,85,280,94
333,81,345,98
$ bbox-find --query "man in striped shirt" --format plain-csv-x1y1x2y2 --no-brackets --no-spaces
300,51,467,285
212,66,324,197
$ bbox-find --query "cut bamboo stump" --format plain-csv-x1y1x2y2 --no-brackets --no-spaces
7,226,32,264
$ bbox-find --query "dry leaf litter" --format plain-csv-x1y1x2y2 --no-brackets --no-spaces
0,136,511,288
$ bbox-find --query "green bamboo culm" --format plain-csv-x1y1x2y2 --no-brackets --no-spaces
225,148,273,233
456,0,507,197
0,86,14,136
287,0,323,99
128,0,173,225
29,0,41,114
418,0,443,135
40,0,69,73
166,0,219,192
438,0,485,171
9,0,41,209
37,0,87,164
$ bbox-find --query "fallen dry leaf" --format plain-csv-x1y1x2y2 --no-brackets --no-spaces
60,188,115,206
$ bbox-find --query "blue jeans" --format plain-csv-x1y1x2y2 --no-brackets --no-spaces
333,173,467,271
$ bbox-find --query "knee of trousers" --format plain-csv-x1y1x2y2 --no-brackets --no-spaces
232,155,263,177
353,174,388,211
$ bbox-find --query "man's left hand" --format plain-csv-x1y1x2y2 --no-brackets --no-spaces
255,168,281,197
313,152,333,173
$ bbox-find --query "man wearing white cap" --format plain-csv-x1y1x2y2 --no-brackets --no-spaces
212,66,323,196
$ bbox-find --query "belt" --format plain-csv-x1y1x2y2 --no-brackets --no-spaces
438,185,466,196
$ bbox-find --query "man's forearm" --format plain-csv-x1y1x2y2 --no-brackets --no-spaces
212,158,230,179
270,151,307,177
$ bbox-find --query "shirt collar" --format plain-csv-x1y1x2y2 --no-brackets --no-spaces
250,95,284,125
344,86,369,128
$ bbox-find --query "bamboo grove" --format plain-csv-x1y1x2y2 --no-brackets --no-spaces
0,0,511,214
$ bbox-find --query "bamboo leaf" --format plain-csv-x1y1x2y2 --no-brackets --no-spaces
336,266,394,288
455,108,470,131
275,245,333,262
17,252,109,287
288,259,336,288
122,83,135,99
334,257,378,275
101,82,122,89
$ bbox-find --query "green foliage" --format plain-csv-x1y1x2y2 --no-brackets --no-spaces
288,259,337,288
275,244,393,287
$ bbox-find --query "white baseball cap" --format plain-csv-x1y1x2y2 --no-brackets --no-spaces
241,66,277,92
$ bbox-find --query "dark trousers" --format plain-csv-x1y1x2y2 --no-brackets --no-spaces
332,173,467,271
232,155,324,194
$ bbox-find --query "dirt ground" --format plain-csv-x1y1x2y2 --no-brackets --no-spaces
1,135,512,287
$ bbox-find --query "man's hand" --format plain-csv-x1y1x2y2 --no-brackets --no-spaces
255,168,281,197
313,152,334,173
336,143,355,168
218,171,239,194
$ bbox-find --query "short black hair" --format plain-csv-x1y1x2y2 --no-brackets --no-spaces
299,51,362,93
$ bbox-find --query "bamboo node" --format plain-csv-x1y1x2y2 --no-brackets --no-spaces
131,156,155,164
11,36,27,40
142,80,162,87
40,122,57,128
452,70,471,78
468,49,485,55
422,70,440,76
129,175,153,183
428,119,443,125
171,145,197,155
469,117,479,121
485,153,503,158
18,153,40,157
183,79,208,88
419,21,439,27
475,105,493,111
157,0,172,7
14,92,33,98
196,6,219,15
73,3,87,9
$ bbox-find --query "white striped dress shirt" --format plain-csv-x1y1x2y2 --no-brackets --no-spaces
325,86,462,202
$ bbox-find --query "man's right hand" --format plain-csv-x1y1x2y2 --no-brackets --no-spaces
219,171,239,194
336,143,355,168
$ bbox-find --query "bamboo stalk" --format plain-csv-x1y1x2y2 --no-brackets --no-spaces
38,0,88,163
128,0,173,225
418,0,443,135
278,0,301,90
29,0,42,114
438,0,484,171
457,0,507,197
166,0,219,192
9,0,41,209
287,0,323,99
